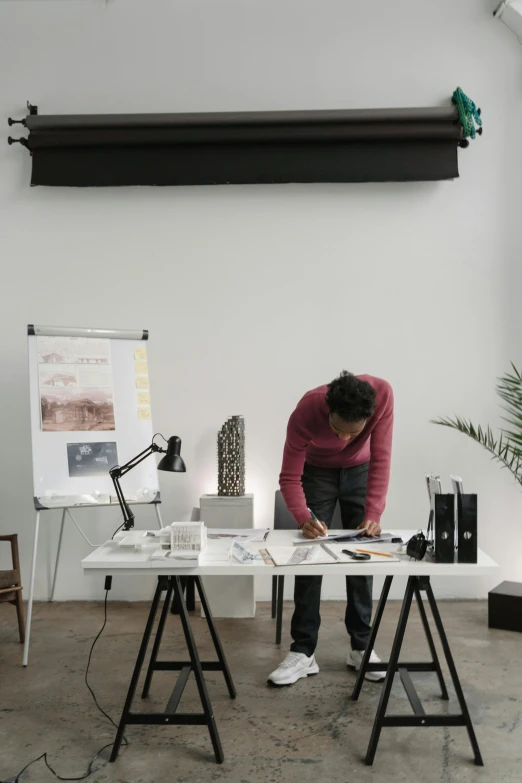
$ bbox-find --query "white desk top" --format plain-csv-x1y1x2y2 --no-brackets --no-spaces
81,529,498,578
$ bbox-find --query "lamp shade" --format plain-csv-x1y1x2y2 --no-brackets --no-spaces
157,436,186,473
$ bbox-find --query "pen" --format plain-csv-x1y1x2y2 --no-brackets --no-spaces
263,530,269,541
307,507,327,535
355,548,392,558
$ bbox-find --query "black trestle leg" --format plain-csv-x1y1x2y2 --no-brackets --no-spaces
271,575,277,619
275,575,284,645
110,578,165,762
352,576,393,701
174,576,224,764
141,582,173,699
195,576,236,699
186,576,196,611
414,584,449,700
365,576,416,766
425,582,484,766
171,575,188,614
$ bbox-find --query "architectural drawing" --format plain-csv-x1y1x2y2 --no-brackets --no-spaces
37,336,115,432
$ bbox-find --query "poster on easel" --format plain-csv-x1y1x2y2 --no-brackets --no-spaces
27,325,159,509
37,336,115,432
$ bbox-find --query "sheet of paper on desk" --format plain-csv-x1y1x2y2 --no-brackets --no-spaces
207,528,269,542
293,528,362,545
266,545,338,567
150,549,201,566
201,538,233,563
293,531,398,546
117,530,160,547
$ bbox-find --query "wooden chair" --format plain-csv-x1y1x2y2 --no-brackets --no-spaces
0,534,25,643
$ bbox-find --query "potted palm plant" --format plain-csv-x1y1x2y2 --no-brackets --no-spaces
432,364,522,633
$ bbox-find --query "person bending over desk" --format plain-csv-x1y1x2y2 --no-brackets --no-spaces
268,371,394,686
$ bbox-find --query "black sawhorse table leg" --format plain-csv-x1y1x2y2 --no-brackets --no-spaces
110,575,236,765
171,575,196,614
351,575,483,767
274,575,284,645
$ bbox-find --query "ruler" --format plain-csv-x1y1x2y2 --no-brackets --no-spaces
259,548,275,566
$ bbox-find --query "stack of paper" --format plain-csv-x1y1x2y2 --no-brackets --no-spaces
267,542,400,566
207,528,269,542
150,549,201,567
293,530,399,546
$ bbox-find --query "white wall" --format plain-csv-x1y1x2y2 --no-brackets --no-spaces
0,0,521,603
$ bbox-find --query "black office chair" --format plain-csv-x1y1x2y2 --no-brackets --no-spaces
271,490,342,644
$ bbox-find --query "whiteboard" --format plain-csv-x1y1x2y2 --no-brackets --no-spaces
28,325,160,510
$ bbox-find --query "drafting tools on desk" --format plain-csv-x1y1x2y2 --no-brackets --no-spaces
259,548,275,566
335,546,400,563
293,531,400,546
320,542,340,560
343,549,371,561
267,544,400,566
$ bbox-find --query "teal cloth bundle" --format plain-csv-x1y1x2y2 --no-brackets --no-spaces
452,87,482,140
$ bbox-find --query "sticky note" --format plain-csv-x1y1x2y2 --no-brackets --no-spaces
135,361,148,375
136,376,149,389
134,347,147,361
138,407,151,420
137,391,151,405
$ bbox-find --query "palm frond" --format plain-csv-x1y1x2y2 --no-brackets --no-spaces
432,364,522,486
431,415,522,485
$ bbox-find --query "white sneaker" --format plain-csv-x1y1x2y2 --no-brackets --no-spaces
267,651,319,686
347,649,386,682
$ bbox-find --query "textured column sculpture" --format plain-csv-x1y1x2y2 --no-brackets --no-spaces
217,415,245,496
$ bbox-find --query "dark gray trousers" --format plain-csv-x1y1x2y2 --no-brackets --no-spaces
290,462,372,656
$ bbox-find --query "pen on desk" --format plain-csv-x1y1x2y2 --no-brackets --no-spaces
356,548,392,558
263,530,269,541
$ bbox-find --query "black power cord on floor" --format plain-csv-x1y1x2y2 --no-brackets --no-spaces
1,578,128,783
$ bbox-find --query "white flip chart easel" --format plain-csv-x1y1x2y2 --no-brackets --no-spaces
24,325,164,665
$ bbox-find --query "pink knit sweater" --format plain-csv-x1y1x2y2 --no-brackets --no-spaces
279,376,394,527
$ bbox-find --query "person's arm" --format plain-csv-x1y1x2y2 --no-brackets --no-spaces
360,387,394,534
279,408,312,528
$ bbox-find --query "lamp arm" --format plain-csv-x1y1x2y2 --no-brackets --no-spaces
112,443,163,479
111,472,135,530
109,442,164,531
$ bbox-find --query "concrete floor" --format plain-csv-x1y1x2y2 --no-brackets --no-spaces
1,599,521,783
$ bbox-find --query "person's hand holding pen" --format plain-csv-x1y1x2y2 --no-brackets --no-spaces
301,508,328,539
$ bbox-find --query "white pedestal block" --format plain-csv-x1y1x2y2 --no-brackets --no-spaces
200,494,255,618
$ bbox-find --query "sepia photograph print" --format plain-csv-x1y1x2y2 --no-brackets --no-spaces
37,336,116,432
41,387,115,432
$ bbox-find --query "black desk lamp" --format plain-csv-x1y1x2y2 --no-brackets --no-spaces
109,435,186,531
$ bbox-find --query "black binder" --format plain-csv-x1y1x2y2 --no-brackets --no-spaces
434,494,455,563
457,494,478,564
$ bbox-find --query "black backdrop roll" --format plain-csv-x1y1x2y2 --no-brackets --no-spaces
20,107,463,186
